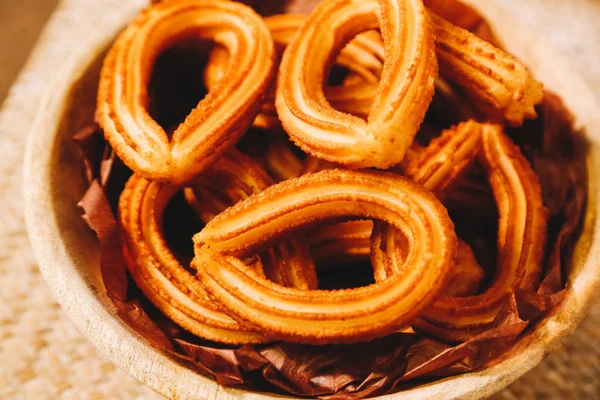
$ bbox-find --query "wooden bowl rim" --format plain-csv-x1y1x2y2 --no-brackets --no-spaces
24,1,600,399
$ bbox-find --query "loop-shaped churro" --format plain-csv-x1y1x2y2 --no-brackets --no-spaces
120,150,319,344
414,126,547,342
373,123,547,342
268,10,542,131
120,174,265,344
276,0,438,168
204,14,382,130
192,169,457,344
98,0,276,183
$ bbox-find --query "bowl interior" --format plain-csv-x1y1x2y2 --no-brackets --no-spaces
24,1,600,400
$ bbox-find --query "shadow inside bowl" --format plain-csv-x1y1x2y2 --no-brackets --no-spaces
50,51,105,301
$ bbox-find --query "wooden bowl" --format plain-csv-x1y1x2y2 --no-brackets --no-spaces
24,1,600,399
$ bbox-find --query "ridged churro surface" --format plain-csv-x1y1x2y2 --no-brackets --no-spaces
98,0,275,182
192,169,457,344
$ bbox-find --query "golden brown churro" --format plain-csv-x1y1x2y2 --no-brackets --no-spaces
430,13,544,126
192,169,457,344
270,11,541,128
105,0,552,351
276,0,438,168
413,126,547,342
120,174,266,344
371,121,484,281
97,0,276,182
204,14,382,130
372,123,547,342
120,150,318,344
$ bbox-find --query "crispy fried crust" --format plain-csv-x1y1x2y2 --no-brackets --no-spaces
204,14,382,130
184,151,318,290
371,121,484,281
192,169,457,344
414,125,548,342
120,150,318,344
404,120,484,200
120,174,266,344
275,0,438,169
97,0,276,183
430,13,544,126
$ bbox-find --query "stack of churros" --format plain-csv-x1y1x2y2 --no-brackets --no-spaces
97,0,547,345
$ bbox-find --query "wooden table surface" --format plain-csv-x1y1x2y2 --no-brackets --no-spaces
0,0,598,399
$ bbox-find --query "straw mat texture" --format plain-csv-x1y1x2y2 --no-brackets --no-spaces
0,0,598,398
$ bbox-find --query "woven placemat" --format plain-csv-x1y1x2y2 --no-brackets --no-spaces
0,0,598,398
